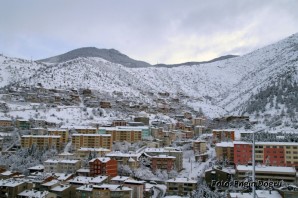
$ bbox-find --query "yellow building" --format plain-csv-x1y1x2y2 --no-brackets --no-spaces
72,134,112,150
72,126,97,134
21,135,62,150
215,142,234,163
193,140,207,154
48,128,69,143
105,129,142,143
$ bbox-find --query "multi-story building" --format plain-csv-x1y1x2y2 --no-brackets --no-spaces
234,141,298,168
194,125,206,137
98,127,143,142
151,155,176,172
112,119,127,127
212,129,235,143
215,142,234,163
204,166,235,189
89,157,118,177
193,140,207,155
166,178,197,196
30,128,47,135
192,117,206,126
91,184,132,198
30,119,46,128
48,128,69,143
0,118,12,127
236,165,296,184
21,135,62,150
72,134,112,150
145,147,183,171
72,126,97,134
105,151,142,169
16,119,31,130
44,159,81,173
182,130,194,139
76,147,110,159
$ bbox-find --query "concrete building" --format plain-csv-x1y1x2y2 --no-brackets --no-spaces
212,129,235,143
193,140,207,155
215,142,234,163
48,128,69,143
166,178,197,196
72,134,112,150
21,135,62,150
44,159,81,173
151,155,176,172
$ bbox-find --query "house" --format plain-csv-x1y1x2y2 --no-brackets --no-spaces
0,179,33,198
89,157,118,177
166,178,197,196
100,101,111,108
229,190,282,198
123,179,146,198
18,189,57,198
27,165,44,174
105,151,142,170
76,147,110,159
92,184,133,198
0,118,12,127
69,176,108,187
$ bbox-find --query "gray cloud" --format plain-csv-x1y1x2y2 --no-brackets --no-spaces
0,0,298,64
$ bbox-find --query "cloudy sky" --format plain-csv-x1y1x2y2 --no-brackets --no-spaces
1,0,298,64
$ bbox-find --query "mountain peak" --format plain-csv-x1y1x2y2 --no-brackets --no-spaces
39,47,152,68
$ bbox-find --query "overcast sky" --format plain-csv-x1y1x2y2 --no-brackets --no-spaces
1,0,298,64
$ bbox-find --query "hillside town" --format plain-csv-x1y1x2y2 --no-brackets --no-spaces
0,87,297,198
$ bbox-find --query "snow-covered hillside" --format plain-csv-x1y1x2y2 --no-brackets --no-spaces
1,33,298,119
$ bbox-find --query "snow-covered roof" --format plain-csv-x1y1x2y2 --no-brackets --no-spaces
93,184,132,191
89,157,111,163
18,189,49,197
0,179,25,187
69,176,108,185
230,190,282,198
78,147,110,152
152,154,176,159
145,148,182,153
106,151,142,158
28,165,44,170
111,176,130,182
76,184,93,191
22,135,61,138
52,173,73,181
47,128,67,132
166,177,197,184
124,179,146,184
41,179,59,187
234,141,298,146
215,142,234,147
76,168,90,173
72,134,111,137
236,165,296,173
0,117,11,121
51,184,71,192
0,171,14,176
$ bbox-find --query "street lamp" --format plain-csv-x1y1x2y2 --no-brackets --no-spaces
246,119,281,198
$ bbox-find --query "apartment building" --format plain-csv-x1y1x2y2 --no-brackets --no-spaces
21,135,62,150
44,159,81,173
145,147,183,171
98,127,142,142
236,165,296,184
106,151,142,169
89,157,118,177
71,134,112,150
212,129,235,143
112,119,127,127
193,140,207,155
215,142,234,163
0,179,33,198
194,125,206,137
48,128,69,143
234,141,298,168
0,118,12,127
151,155,176,172
72,126,97,134
192,117,206,126
166,178,197,196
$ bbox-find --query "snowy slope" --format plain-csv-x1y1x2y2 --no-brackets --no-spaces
1,33,298,118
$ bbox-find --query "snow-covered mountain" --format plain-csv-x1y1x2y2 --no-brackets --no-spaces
1,33,298,120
